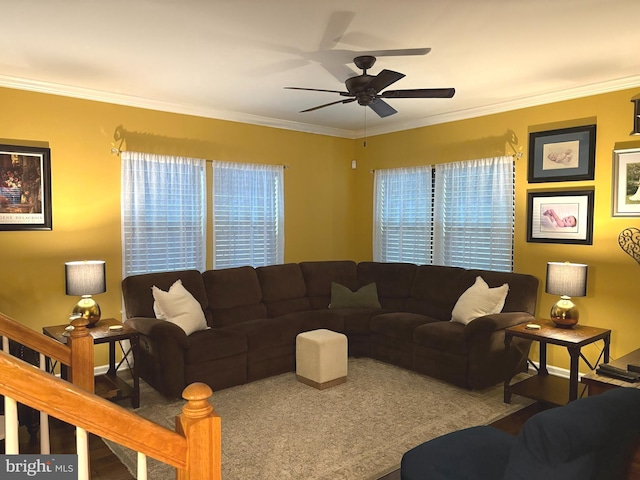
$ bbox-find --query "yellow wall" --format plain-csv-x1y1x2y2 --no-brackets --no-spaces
352,87,640,371
1,85,639,372
0,87,354,364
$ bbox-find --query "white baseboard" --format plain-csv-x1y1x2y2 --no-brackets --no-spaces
528,362,581,380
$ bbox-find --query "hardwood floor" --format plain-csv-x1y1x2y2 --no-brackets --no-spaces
10,402,548,479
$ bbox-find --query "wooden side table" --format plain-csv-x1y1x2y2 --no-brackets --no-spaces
43,318,140,408
504,319,610,406
582,348,640,395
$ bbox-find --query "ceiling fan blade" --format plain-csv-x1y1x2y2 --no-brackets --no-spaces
300,97,356,113
381,88,456,99
366,69,405,94
285,87,350,95
366,48,431,57
368,98,397,118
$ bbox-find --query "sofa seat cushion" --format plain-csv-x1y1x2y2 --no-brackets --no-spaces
184,328,247,365
413,321,467,355
370,312,439,341
276,309,345,333
223,316,308,351
336,308,386,335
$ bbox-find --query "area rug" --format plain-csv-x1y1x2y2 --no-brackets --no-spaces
105,358,531,479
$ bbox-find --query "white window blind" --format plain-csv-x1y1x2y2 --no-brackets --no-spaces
373,156,514,271
373,166,433,264
212,161,284,269
434,156,514,271
121,152,206,276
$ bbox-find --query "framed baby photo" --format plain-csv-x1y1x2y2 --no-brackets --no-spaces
526,189,594,244
612,148,640,217
527,124,596,183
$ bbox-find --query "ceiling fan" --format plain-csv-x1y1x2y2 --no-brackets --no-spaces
285,55,455,118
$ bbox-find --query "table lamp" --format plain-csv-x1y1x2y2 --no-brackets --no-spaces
545,261,588,328
65,260,106,326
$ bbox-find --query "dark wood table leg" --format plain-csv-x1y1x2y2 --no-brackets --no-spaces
130,336,140,409
568,346,580,402
108,340,116,376
538,342,548,375
504,333,513,403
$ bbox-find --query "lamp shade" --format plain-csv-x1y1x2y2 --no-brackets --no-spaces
65,260,106,296
545,262,587,297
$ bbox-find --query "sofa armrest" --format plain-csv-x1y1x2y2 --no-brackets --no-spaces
126,316,189,349
462,312,535,339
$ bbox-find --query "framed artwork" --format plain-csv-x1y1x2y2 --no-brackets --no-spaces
528,124,596,183
527,189,594,244
612,148,640,217
0,144,52,231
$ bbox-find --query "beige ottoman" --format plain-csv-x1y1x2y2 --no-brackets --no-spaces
296,329,348,390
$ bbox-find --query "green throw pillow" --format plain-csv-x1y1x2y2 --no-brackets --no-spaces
329,282,382,309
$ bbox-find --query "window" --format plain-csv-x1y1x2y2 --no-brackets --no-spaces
373,166,433,264
121,152,206,276
374,156,514,271
212,161,284,269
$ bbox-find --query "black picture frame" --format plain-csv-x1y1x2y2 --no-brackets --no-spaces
0,144,52,231
528,125,596,183
526,189,594,245
612,147,640,217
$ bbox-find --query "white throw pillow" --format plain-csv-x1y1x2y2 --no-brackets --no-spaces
152,279,209,335
450,276,509,325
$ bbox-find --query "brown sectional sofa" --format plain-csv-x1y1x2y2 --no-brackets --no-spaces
122,261,539,399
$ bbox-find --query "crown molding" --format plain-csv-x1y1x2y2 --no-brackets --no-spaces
0,75,356,139
358,75,640,138
3,74,640,140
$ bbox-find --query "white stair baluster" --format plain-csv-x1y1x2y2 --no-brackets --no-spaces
76,426,89,480
39,352,50,454
137,451,148,480
4,396,19,454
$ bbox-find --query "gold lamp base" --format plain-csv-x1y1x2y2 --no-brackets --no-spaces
550,295,579,328
72,295,101,327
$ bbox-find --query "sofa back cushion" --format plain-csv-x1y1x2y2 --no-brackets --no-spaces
357,262,417,310
462,269,538,315
202,266,267,328
122,270,208,321
256,263,310,317
406,265,467,320
299,260,358,309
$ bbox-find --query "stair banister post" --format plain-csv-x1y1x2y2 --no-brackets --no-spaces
67,317,95,393
176,382,221,480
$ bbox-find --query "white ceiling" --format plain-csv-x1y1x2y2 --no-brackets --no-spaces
3,0,640,138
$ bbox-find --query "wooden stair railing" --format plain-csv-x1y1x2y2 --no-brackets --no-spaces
0,312,221,479
0,312,95,393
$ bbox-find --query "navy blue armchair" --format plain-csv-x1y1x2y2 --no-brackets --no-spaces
401,388,640,480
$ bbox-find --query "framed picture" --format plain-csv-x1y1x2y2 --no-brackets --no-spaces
527,189,594,244
612,148,640,217
0,144,52,231
528,124,596,183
